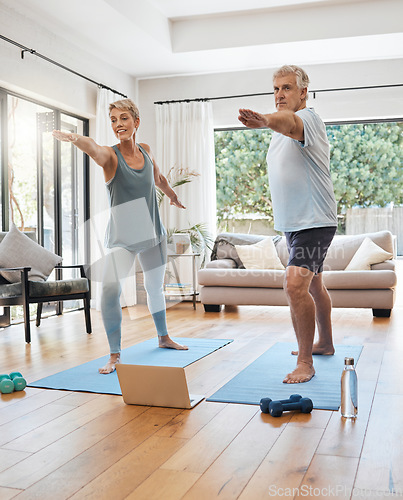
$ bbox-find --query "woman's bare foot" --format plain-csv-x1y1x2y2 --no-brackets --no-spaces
158,335,188,350
283,362,315,384
99,353,121,374
291,342,335,356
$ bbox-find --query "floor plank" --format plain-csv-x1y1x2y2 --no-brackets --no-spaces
4,393,130,453
354,393,403,494
161,404,258,475
0,263,402,499
0,486,23,499
0,401,144,490
181,411,287,500
18,408,183,500
67,434,187,500
126,469,201,500
238,426,324,499
299,454,359,500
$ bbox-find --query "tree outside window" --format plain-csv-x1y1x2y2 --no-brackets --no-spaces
215,121,403,235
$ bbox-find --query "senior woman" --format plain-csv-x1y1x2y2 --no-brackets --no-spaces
53,98,188,374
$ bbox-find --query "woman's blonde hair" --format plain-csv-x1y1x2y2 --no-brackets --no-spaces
273,65,310,100
109,98,140,121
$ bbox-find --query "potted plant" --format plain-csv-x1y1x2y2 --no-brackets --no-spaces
157,166,214,266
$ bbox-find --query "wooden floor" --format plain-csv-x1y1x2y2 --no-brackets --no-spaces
1,275,402,499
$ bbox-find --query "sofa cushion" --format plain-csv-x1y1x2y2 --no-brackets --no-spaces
198,268,396,291
211,233,281,268
206,259,237,269
208,230,394,272
235,237,285,270
371,261,395,271
275,237,290,267
345,237,393,271
323,230,394,270
322,270,396,289
212,233,265,267
198,268,285,288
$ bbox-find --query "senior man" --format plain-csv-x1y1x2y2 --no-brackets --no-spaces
238,65,337,383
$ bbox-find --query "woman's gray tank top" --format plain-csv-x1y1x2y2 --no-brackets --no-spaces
104,144,166,252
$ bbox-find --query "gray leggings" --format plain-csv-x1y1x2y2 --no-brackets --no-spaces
101,240,167,353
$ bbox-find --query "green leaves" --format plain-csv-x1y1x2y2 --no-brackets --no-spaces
215,129,273,223
158,166,213,266
166,223,214,266
157,166,199,207
328,123,403,217
215,122,403,230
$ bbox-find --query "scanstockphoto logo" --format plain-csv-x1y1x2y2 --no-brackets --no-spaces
268,485,403,497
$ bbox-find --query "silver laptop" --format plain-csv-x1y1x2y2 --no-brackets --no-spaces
116,364,204,409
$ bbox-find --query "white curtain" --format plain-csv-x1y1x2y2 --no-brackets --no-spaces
155,101,216,242
90,87,136,310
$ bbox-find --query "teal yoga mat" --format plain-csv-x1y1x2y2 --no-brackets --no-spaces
207,342,363,410
28,337,233,395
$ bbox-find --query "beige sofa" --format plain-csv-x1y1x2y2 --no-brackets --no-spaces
198,230,397,317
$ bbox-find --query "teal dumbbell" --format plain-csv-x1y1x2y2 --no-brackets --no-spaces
9,372,27,392
0,374,15,394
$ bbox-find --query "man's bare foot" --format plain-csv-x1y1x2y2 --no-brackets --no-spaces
283,362,315,384
99,353,121,374
158,335,188,350
291,342,335,356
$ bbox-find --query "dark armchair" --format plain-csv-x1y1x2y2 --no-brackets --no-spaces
0,228,92,343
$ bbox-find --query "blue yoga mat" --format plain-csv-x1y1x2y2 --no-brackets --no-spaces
29,337,233,395
207,342,363,410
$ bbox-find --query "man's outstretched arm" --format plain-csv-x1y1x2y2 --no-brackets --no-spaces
238,108,304,141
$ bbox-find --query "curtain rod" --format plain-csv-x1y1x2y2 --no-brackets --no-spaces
0,35,127,99
154,83,403,105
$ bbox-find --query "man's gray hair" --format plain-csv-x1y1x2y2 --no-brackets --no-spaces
273,65,310,100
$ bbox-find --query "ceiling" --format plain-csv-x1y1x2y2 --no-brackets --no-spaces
3,0,403,79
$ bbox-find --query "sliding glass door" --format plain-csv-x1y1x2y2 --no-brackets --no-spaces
1,90,89,321
60,114,86,273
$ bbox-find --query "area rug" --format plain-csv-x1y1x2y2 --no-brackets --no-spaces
207,342,363,410
28,337,233,395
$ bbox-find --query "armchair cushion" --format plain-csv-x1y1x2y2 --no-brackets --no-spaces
0,224,62,283
29,278,89,297
0,282,21,298
0,278,89,299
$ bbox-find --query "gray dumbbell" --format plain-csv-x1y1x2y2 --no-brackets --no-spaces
268,397,313,417
260,394,302,414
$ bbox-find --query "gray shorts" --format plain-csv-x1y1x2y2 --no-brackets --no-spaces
285,227,336,274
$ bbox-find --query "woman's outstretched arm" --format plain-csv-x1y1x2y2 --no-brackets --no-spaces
52,130,116,172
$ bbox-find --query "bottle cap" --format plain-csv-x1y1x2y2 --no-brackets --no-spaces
344,357,354,365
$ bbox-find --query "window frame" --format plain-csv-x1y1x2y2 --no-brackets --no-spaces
0,87,91,321
214,117,403,229
0,86,90,262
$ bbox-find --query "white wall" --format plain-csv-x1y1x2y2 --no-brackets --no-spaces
0,3,137,121
138,59,403,153
0,4,138,308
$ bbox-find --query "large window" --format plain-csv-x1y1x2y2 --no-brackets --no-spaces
215,121,403,247
215,128,273,230
0,89,90,322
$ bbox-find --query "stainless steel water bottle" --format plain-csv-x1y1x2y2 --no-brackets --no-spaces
341,357,358,418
